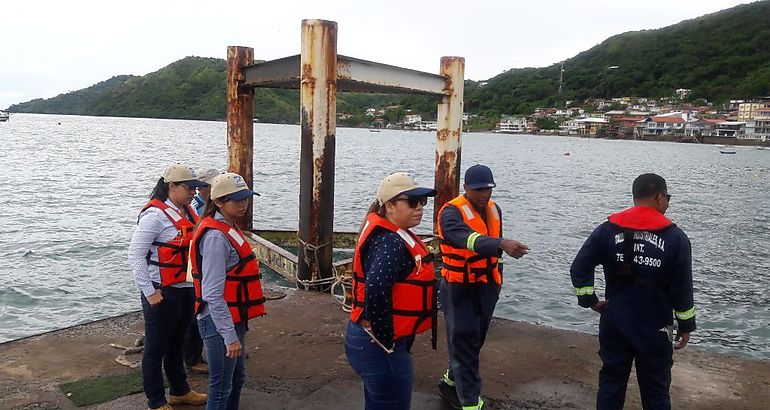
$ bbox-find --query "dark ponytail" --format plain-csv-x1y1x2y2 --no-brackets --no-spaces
357,200,388,237
196,197,234,228
150,177,169,201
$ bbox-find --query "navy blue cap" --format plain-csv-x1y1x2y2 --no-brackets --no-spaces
224,188,260,201
179,179,208,188
464,164,496,189
402,187,438,197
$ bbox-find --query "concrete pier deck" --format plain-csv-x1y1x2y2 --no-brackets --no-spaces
1,288,768,409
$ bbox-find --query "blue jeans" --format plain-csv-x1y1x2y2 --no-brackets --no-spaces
345,321,414,410
141,285,194,409
198,315,247,410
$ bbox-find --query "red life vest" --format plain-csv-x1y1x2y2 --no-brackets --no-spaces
350,213,436,343
140,199,199,287
190,216,265,325
437,195,502,285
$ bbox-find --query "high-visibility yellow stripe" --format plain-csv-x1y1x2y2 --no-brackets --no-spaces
574,286,595,296
466,232,481,251
442,369,455,386
675,307,696,320
462,397,485,410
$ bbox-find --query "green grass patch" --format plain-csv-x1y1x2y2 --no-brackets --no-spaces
58,371,144,407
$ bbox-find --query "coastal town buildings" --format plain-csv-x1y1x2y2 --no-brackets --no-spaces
354,94,768,142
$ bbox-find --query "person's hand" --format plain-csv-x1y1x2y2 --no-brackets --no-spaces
146,290,163,307
674,331,690,350
226,340,243,359
591,300,608,313
500,239,530,258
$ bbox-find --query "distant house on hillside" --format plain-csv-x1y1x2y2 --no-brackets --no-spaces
403,114,422,125
603,110,627,121
593,99,613,110
496,116,528,134
570,117,608,136
684,118,721,137
638,115,686,136
675,88,692,99
617,116,646,137
747,107,770,139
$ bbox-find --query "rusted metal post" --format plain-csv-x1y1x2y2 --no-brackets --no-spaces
433,57,465,230
226,46,255,230
298,20,337,285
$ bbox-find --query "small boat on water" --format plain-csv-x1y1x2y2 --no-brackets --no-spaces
369,128,381,132
0,111,9,122
720,149,737,154
757,146,767,151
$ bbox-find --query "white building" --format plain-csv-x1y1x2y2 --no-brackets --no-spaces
403,114,422,125
675,88,692,99
496,117,528,134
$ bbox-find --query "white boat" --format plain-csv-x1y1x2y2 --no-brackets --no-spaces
0,111,9,122
757,146,767,151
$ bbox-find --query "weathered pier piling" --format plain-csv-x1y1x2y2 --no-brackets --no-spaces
226,19,465,291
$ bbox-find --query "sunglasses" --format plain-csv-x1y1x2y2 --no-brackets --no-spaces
660,193,672,201
395,195,428,208
175,183,196,191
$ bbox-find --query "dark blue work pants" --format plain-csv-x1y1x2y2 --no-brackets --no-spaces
597,315,673,410
440,278,499,407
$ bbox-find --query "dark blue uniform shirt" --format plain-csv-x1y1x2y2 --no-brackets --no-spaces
571,206,696,336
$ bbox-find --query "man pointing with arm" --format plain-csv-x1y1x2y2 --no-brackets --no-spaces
436,164,529,410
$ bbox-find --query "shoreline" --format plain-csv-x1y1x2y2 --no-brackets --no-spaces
1,288,768,409
7,113,769,147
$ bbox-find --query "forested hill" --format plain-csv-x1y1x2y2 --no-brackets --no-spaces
464,0,770,115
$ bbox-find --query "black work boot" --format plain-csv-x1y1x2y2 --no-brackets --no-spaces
438,370,462,410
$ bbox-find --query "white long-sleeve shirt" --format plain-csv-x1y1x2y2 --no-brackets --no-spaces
128,199,194,297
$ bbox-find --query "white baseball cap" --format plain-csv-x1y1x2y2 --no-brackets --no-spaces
211,172,260,200
163,163,207,187
376,172,437,205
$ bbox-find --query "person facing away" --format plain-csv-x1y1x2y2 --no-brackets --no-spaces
193,168,220,216
570,173,696,410
436,164,529,410
189,172,265,410
346,172,438,410
184,167,221,374
127,163,208,410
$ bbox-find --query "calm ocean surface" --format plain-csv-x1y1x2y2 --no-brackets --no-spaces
1,113,768,359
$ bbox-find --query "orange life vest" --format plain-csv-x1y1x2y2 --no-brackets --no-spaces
437,195,502,285
190,216,265,325
350,213,436,343
140,199,199,287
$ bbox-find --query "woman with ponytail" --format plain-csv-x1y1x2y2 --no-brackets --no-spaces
345,172,438,410
128,164,209,410
189,173,265,410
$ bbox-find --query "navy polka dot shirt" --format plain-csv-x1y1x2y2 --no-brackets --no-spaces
360,228,415,348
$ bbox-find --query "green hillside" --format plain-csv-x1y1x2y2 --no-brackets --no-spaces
9,1,770,122
466,0,770,116
9,57,402,124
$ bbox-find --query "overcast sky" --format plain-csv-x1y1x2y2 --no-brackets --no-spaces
0,0,757,109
